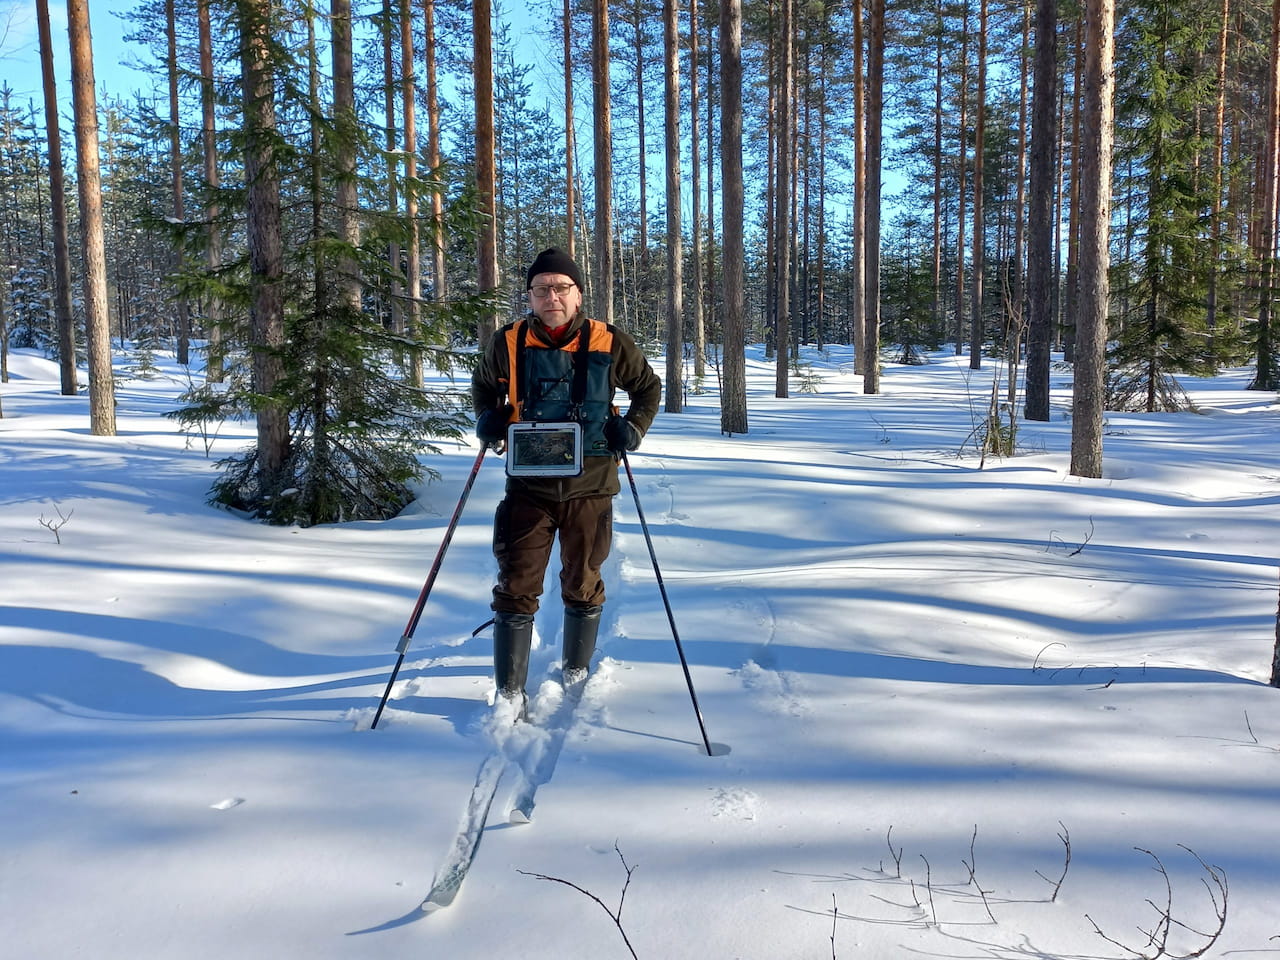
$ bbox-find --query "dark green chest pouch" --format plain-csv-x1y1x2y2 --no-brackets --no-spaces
507,322,612,476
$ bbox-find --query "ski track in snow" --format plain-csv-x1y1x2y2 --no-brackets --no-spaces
730,593,811,719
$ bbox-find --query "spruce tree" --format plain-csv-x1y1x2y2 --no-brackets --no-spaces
1109,0,1218,411
169,0,492,526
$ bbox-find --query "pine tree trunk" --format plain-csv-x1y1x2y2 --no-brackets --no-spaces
399,0,421,382
1252,0,1280,390
863,0,885,394
1069,0,1115,479
239,0,289,477
198,0,225,383
1024,0,1056,420
1206,0,1230,348
593,0,614,323
635,0,649,266
1008,0,1030,405
475,0,500,342
719,0,748,434
333,0,360,311
663,0,684,413
853,0,866,368
562,0,576,257
929,0,942,349
690,0,705,380
954,4,969,356
166,0,190,366
382,0,402,337
705,14,716,349
36,0,78,396
774,0,793,399
67,0,116,436
969,0,987,371
1063,19,1083,363
426,0,447,301
816,27,828,351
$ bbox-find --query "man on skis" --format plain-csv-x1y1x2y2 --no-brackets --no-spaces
470,248,662,710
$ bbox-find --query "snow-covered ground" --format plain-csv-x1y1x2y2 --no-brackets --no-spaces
2,343,1278,959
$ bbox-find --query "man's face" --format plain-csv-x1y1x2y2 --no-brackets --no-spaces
527,272,582,328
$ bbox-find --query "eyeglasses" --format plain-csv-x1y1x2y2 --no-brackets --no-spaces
530,282,576,299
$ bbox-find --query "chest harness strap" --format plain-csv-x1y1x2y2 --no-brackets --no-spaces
513,319,593,420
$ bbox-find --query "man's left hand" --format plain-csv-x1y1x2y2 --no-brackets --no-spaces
604,415,642,455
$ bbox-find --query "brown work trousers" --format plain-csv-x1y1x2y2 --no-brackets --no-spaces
491,493,614,615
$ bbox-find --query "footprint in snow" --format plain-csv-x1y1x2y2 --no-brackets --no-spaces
735,659,810,718
709,787,759,821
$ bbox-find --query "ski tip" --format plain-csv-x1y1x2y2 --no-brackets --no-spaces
420,894,453,913
508,808,531,825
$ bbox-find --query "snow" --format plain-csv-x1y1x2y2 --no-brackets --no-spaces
2,343,1279,959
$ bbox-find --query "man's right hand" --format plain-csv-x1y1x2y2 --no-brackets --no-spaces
476,405,513,445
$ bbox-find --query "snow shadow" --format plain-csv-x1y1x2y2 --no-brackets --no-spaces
0,606,479,726
609,635,1259,690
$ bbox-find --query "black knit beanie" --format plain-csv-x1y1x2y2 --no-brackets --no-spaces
526,248,583,290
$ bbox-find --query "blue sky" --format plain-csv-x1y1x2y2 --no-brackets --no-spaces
1,2,148,106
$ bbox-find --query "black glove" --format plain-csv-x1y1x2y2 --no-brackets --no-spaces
476,405,513,445
604,415,642,455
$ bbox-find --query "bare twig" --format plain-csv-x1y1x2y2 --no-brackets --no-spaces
1085,846,1228,959
1034,821,1072,902
519,843,640,960
920,854,938,926
1244,710,1260,745
1067,517,1096,557
830,892,838,960
885,826,904,878
962,824,998,923
1033,642,1067,671
38,504,74,544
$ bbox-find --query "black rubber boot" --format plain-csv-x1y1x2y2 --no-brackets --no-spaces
561,605,602,682
493,612,534,707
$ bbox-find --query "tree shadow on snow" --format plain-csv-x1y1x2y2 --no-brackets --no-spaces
0,605,479,727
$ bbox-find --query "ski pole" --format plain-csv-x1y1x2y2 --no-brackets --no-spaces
371,443,489,730
621,451,714,756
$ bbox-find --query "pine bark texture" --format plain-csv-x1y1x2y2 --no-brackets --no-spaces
1069,0,1116,478
474,0,500,343
198,0,225,383
663,0,684,413
863,0,885,394
334,0,361,313
36,0,78,396
397,0,419,373
719,0,748,435
239,0,289,477
1025,0,1057,420
166,0,190,366
67,0,116,436
426,0,447,302
969,0,987,371
592,0,614,323
853,0,866,371
563,0,576,257
774,0,793,399
1252,0,1280,390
